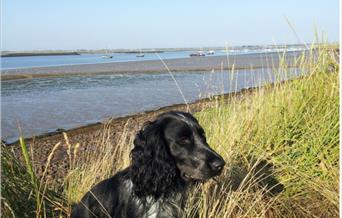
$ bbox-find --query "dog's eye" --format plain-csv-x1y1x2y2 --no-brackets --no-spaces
178,138,191,145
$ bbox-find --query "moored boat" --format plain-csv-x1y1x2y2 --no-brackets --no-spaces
189,51,205,57
207,50,215,55
101,55,113,59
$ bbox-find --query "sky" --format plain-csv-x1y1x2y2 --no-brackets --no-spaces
2,0,340,51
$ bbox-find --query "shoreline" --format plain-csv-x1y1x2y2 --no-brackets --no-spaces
5,87,255,146
1,51,80,57
1,51,304,81
5,86,260,181
1,44,306,56
4,75,305,181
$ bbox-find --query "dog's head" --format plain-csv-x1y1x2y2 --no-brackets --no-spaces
162,111,225,182
130,111,225,198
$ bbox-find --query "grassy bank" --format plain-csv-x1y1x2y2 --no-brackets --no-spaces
1,45,339,217
192,52,339,217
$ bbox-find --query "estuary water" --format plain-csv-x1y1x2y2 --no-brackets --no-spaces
1,46,305,70
1,68,302,143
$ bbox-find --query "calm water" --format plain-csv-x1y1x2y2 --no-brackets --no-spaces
1,68,302,143
1,46,305,69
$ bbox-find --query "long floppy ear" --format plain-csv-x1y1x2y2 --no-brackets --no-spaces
130,120,178,199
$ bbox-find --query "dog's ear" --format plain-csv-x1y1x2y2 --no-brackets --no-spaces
130,119,178,199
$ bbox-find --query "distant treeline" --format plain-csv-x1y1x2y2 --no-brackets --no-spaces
1,52,80,57
2,43,323,58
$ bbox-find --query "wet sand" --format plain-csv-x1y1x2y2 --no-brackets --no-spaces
1,51,304,81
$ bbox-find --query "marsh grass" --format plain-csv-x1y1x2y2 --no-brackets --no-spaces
1,44,339,217
191,66,339,217
64,121,134,205
1,139,65,217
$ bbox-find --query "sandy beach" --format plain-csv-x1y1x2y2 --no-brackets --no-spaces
1,51,304,81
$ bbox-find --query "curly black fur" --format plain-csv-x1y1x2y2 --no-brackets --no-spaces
130,120,183,199
71,111,225,218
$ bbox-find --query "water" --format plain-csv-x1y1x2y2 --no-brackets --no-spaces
1,68,302,143
1,46,305,69
2,51,196,69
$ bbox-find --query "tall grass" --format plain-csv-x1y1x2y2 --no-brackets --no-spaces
1,45,339,217
191,47,339,217
1,139,65,217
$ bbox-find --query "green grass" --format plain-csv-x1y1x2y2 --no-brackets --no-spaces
1,45,339,217
1,140,65,217
193,57,339,217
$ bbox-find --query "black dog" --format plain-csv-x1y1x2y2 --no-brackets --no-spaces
71,111,225,218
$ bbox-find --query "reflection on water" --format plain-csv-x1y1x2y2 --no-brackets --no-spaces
1,68,301,143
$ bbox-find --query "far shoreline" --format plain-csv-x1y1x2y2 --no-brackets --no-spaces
1,51,81,57
1,50,305,81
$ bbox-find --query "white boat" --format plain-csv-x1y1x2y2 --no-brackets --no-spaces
101,54,113,59
136,53,145,57
190,51,205,57
207,50,215,55
102,49,113,58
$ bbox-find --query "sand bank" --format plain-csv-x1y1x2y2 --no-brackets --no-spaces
1,51,304,81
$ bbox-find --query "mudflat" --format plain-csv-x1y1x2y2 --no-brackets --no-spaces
1,51,303,81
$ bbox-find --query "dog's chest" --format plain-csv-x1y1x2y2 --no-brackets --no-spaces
123,180,184,218
143,196,183,218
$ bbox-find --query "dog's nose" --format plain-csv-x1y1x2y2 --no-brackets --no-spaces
210,158,225,172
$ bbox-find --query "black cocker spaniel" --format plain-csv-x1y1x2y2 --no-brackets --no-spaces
71,111,225,218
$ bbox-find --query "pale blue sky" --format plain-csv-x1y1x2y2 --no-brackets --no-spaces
2,0,340,51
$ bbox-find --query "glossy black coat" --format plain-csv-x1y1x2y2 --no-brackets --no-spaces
71,111,225,218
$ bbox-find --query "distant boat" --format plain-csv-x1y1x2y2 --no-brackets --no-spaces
102,49,113,59
136,53,145,57
101,54,113,59
190,51,205,57
207,50,215,55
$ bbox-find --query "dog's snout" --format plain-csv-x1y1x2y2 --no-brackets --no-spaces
209,158,225,172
